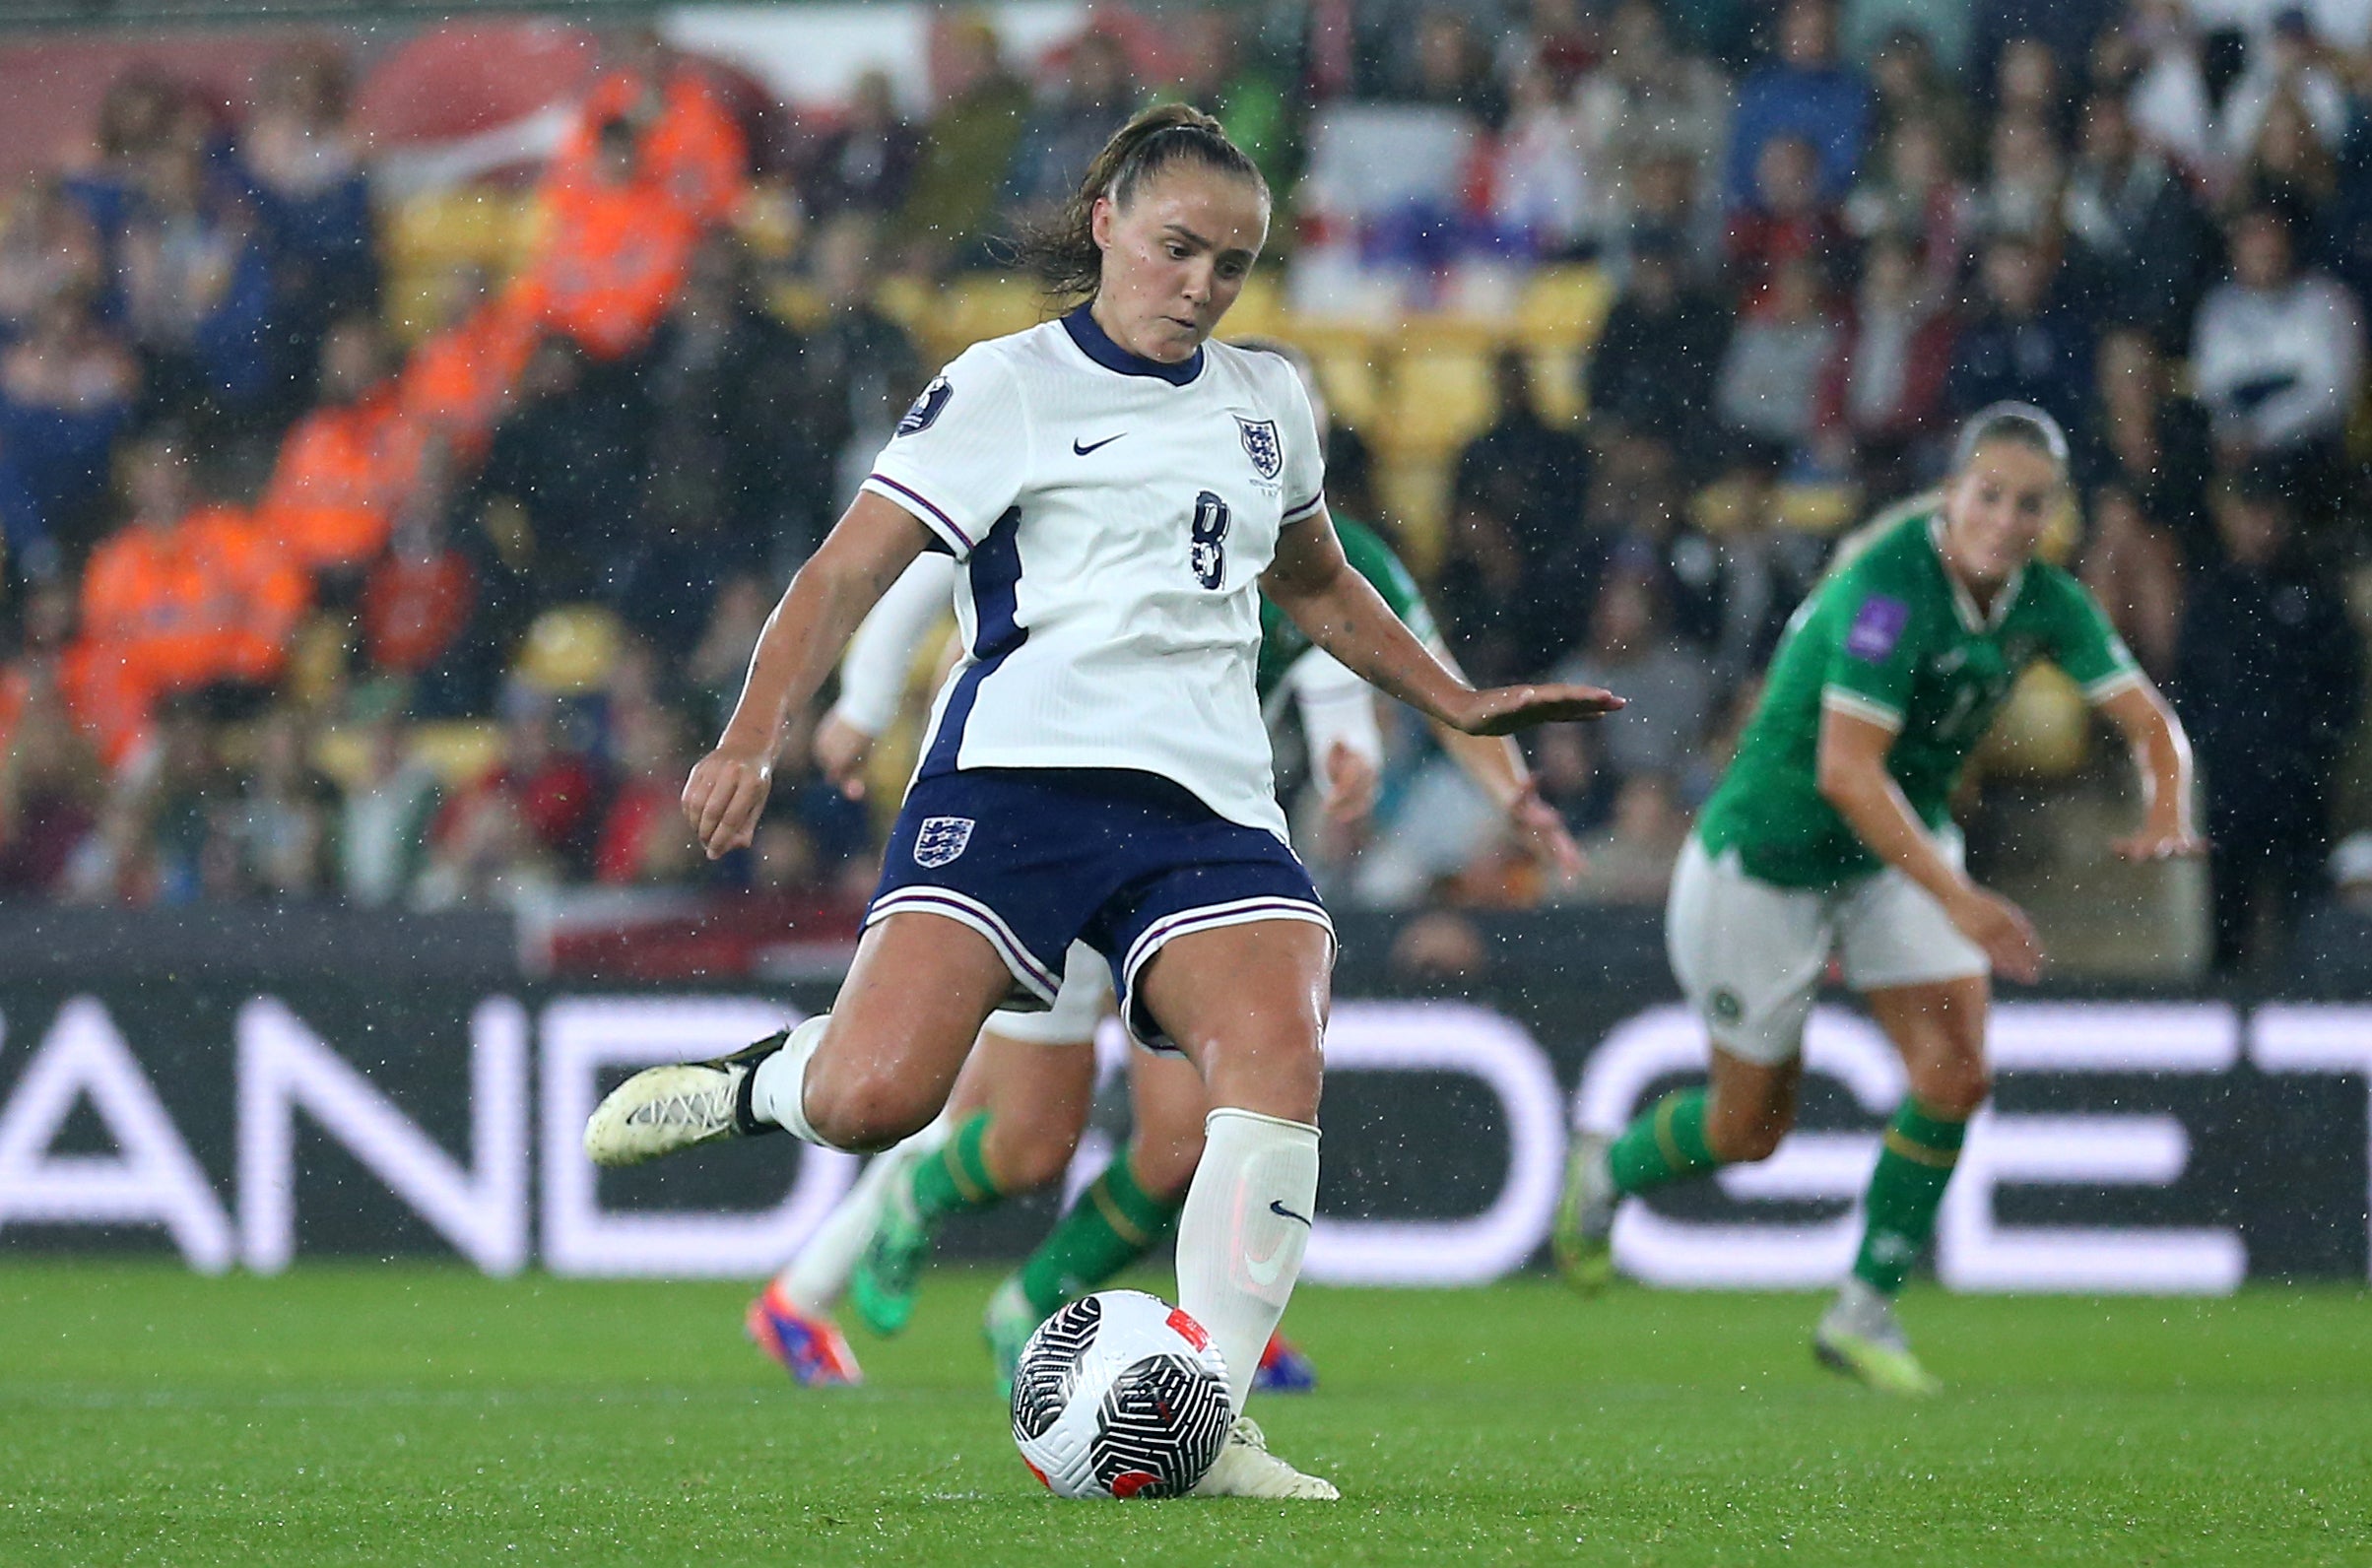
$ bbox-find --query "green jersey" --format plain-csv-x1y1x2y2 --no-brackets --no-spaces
1255,515,1436,700
1697,508,2141,887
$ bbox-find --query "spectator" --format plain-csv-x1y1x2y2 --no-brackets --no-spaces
397,267,539,462
1172,10,1294,194
228,704,334,899
2235,82,2339,218
476,336,649,605
1726,132,1845,300
1818,228,1958,479
360,444,501,719
1550,568,1716,790
2074,326,2216,567
1993,37,2074,145
1571,0,1731,261
641,236,832,573
1862,30,1972,162
2172,466,2363,971
1492,60,1592,257
2190,203,2363,494
75,433,310,757
1725,0,1873,210
802,69,918,222
1405,8,1509,129
595,703,697,885
531,113,703,362
2217,10,2349,176
1968,0,2119,103
1968,111,2065,240
0,175,106,333
0,666,101,896
1842,116,1973,288
803,215,923,507
1439,350,1596,682
424,687,604,896
1587,228,1733,463
890,16,1032,271
1944,230,2093,427
337,710,440,907
1000,32,1141,231
2061,90,2214,348
1717,250,1843,454
235,41,378,391
0,287,140,577
61,71,185,251
116,137,279,428
551,31,750,229
2078,482,2186,681
259,314,423,579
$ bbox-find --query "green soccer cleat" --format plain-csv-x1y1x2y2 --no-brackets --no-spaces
982,1274,1039,1398
1813,1278,1944,1396
1552,1132,1618,1293
847,1138,941,1338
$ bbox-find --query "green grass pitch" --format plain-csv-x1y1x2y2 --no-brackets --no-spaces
3,1264,2366,1567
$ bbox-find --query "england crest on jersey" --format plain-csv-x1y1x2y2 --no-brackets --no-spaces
913,816,974,868
1234,416,1283,481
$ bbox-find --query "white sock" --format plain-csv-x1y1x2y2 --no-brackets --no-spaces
774,1116,951,1312
1174,1107,1320,1414
751,1015,830,1144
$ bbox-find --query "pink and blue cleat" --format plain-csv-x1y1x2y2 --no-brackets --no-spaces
746,1281,864,1387
1252,1333,1318,1394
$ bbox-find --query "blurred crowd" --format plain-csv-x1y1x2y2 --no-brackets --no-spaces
0,1,2367,975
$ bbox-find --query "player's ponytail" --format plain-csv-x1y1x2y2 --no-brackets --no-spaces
1951,402,2071,475
1014,101,1267,303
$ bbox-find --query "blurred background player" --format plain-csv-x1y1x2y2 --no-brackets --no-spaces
1554,404,2204,1393
747,341,1583,1393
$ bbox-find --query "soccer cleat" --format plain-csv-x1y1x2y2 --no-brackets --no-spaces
582,1031,786,1167
983,1274,1038,1397
1251,1333,1317,1394
1189,1415,1339,1500
1551,1131,1619,1293
847,1136,943,1338
1813,1278,1944,1396
745,1281,863,1387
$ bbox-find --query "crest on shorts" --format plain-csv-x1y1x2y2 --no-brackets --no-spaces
913,816,974,868
896,376,953,436
1234,416,1283,481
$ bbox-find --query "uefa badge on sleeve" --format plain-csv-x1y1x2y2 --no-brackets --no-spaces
914,817,975,869
1234,416,1283,481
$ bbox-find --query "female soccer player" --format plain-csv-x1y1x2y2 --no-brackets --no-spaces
584,104,1619,1498
746,341,1583,1396
1554,404,2204,1393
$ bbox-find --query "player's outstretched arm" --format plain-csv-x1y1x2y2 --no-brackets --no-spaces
1261,507,1624,736
1417,636,1585,881
684,492,931,859
2094,682,2208,862
1815,704,2045,983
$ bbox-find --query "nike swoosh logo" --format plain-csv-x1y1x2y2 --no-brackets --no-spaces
1268,1200,1311,1227
1072,433,1125,455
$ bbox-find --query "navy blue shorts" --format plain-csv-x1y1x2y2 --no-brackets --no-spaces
867,767,1333,1051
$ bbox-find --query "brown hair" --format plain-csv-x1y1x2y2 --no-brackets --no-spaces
1013,101,1267,303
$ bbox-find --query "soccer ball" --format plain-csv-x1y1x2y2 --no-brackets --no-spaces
1010,1289,1232,1499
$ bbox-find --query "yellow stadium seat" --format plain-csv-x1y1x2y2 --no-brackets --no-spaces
1977,663,2090,778
1381,349,1497,457
1775,482,1862,535
1372,455,1453,574
384,188,538,275
409,720,505,787
1306,341,1388,432
513,605,626,694
767,279,826,330
1219,276,1286,340
1527,347,1584,425
1517,265,1616,351
936,275,1049,358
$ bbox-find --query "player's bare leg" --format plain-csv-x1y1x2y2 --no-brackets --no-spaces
1134,918,1337,1500
1816,976,1990,1396
585,912,1012,1164
1557,1050,1803,1290
852,1025,1095,1335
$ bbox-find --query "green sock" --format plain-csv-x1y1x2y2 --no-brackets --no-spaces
1608,1088,1722,1195
1017,1149,1185,1319
1852,1098,1967,1295
909,1110,1004,1223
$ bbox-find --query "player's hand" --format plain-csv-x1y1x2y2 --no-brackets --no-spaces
1506,780,1585,882
1944,883,2044,984
1320,741,1380,827
1452,683,1625,736
682,743,774,860
2111,821,2208,862
813,712,877,801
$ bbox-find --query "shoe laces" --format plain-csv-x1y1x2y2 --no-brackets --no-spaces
625,1076,730,1129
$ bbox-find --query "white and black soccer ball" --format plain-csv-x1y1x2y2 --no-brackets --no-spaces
1010,1289,1232,1499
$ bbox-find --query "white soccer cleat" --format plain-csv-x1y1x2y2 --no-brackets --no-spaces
1189,1416,1339,1500
582,1033,786,1168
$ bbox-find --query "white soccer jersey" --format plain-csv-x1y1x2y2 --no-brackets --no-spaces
860,308,1327,840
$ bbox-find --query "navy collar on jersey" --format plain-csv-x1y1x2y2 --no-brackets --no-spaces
1061,305,1205,386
